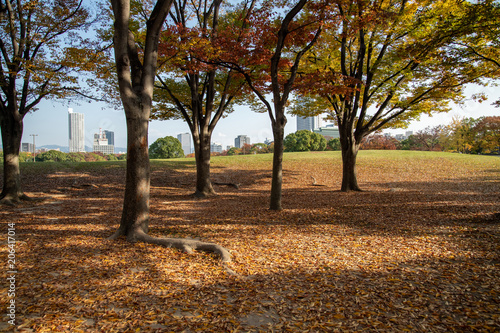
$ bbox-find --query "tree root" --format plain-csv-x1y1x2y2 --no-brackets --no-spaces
136,232,232,263
310,176,326,186
214,182,240,189
0,192,42,206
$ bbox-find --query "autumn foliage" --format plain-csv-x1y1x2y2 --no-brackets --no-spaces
1,151,499,331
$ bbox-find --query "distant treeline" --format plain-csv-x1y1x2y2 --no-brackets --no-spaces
360,116,500,154
0,150,127,163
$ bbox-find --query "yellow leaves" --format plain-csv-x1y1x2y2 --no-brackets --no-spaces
2,152,499,331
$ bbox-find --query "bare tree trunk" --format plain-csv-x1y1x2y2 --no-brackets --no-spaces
340,131,362,192
112,112,151,238
193,131,215,198
108,0,230,263
0,112,29,205
269,115,286,210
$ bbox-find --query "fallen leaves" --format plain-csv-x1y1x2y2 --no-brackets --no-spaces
0,151,499,332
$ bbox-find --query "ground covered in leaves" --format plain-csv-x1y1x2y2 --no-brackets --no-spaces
1,151,499,332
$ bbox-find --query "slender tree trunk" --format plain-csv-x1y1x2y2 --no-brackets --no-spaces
110,109,151,239
0,112,29,205
193,130,215,198
340,131,362,192
269,116,286,210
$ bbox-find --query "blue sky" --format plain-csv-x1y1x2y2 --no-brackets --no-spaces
19,83,499,152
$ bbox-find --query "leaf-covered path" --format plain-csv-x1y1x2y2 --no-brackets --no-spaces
1,151,499,332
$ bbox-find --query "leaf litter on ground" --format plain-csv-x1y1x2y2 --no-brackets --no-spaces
0,151,499,332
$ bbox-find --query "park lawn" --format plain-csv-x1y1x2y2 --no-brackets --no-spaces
1,151,499,332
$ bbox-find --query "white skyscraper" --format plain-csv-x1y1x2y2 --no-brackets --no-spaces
68,108,85,152
177,132,191,156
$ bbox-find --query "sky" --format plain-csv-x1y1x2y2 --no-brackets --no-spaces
18,83,499,153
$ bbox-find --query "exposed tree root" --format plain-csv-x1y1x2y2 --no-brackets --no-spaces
192,190,217,198
310,176,326,187
214,182,240,189
108,229,232,267
0,192,40,206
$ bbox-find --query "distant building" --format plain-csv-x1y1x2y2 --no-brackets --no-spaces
93,129,115,154
104,130,115,146
211,142,223,153
68,108,85,152
177,132,191,156
297,116,321,131
21,143,34,153
235,135,251,148
313,124,340,139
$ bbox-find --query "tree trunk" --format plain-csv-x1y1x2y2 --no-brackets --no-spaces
193,131,215,198
109,0,230,264
340,132,362,192
111,112,151,239
270,118,286,210
0,112,29,205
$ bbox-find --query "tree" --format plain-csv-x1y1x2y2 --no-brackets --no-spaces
151,0,246,198
109,0,230,262
284,130,326,152
292,0,498,191
149,136,184,159
0,0,93,205
327,138,341,151
449,0,500,107
472,116,500,154
310,132,327,151
440,117,477,153
214,0,324,210
360,134,397,150
412,127,444,151
35,150,69,162
226,147,241,156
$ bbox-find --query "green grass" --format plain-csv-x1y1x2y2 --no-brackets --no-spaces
4,150,498,177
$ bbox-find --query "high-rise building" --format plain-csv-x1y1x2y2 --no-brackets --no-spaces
177,132,191,156
235,135,251,148
93,129,115,154
104,130,115,146
68,108,85,152
297,115,321,131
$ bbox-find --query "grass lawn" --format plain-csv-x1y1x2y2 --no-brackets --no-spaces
1,151,499,332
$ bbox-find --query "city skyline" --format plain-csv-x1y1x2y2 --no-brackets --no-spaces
13,84,500,151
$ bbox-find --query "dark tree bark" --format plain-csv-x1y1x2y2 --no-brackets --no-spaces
193,129,216,197
340,131,361,192
269,119,286,210
0,111,29,205
264,0,322,210
109,0,230,262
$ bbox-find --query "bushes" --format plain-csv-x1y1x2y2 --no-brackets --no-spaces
31,150,125,162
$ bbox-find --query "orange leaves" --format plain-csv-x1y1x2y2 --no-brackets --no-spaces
1,151,499,331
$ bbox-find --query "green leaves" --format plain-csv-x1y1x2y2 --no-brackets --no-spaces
284,130,327,152
149,136,185,159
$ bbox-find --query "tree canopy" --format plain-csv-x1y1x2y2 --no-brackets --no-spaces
149,136,184,159
284,130,327,152
0,0,94,205
290,0,500,191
